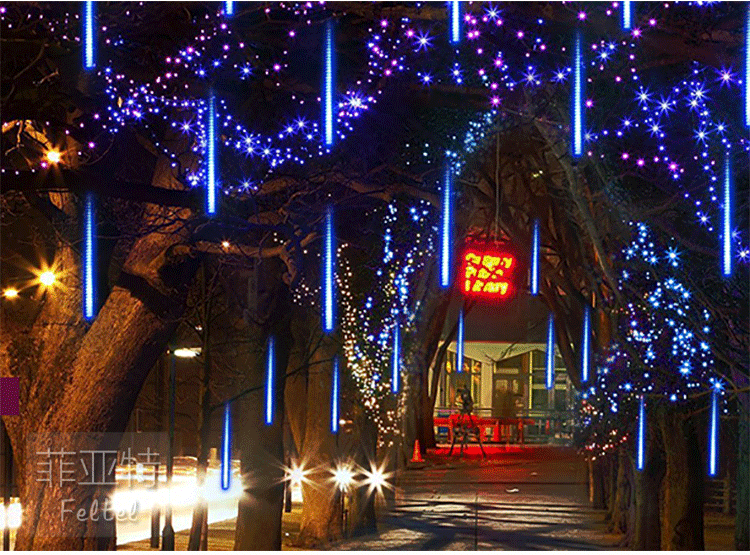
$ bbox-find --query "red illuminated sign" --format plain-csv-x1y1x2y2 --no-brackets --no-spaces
460,246,516,299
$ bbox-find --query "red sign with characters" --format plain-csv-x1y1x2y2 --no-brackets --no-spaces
460,246,516,299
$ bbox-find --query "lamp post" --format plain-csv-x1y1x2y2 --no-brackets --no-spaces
161,345,176,551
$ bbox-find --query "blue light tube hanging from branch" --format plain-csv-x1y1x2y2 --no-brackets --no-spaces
323,20,335,147
265,336,275,425
331,357,340,433
224,1,234,16
621,0,633,31
708,384,720,477
449,1,461,45
83,1,95,70
391,325,401,394
637,395,646,471
572,32,584,158
221,403,231,490
546,313,555,390
83,193,96,320
722,152,733,277
530,218,540,296
456,308,464,373
581,305,591,383
206,94,218,215
322,206,335,333
440,163,453,289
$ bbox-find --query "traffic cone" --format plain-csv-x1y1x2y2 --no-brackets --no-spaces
411,440,423,463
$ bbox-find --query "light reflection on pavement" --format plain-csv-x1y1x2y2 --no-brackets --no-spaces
331,446,621,551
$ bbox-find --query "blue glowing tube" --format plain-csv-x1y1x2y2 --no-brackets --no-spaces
440,164,453,289
265,336,275,425
323,206,335,333
83,193,96,320
221,403,231,490
637,395,646,471
331,357,340,433
581,305,591,383
546,313,555,390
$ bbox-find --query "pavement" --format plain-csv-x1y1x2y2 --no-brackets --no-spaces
330,445,621,551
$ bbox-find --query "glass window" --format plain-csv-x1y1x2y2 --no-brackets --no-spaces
532,388,548,410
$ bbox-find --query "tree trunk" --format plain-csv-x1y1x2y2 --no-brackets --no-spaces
631,437,665,550
608,447,628,535
657,405,704,550
297,334,342,547
349,416,377,537
1,152,197,549
588,456,607,510
189,273,212,551
735,381,750,550
233,260,293,551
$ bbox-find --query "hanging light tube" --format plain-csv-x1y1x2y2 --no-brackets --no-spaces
206,94,217,215
581,305,591,383
546,313,555,390
83,193,96,320
323,20,335,147
530,218,540,296
745,5,750,127
440,163,453,289
391,325,401,394
83,1,95,70
622,0,632,31
449,1,461,45
265,336,275,425
708,385,720,477
456,308,464,373
572,32,584,158
221,403,231,490
323,206,335,333
722,152,732,277
331,357,340,433
224,0,234,16
637,395,646,471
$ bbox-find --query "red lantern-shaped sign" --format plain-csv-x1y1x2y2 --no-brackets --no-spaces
459,245,517,299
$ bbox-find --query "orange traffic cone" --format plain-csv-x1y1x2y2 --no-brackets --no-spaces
411,440,423,463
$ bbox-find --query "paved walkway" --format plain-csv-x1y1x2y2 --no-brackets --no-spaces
331,446,621,550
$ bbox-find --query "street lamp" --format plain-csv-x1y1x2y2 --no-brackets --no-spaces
161,344,201,550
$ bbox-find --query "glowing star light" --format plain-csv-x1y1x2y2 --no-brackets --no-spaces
530,219,540,295
449,0,461,45
456,308,464,373
391,325,400,394
83,193,96,320
637,395,646,471
221,403,231,490
722,153,732,277
322,206,335,333
265,336,275,425
331,357,340,433
206,94,217,215
581,305,591,382
546,313,555,389
440,164,453,288
572,32,584,158
323,20,335,147
83,1,95,69
622,0,633,31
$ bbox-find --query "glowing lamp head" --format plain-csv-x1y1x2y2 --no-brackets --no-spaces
3,288,19,299
363,463,391,496
173,347,200,358
332,464,356,492
46,150,61,164
287,462,308,488
39,271,56,286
